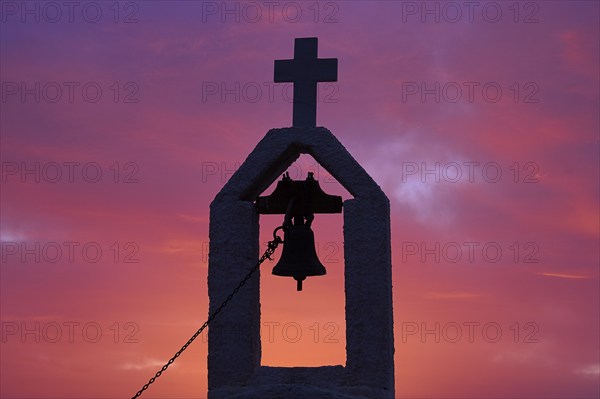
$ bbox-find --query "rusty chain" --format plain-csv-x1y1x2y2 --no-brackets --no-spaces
131,227,284,399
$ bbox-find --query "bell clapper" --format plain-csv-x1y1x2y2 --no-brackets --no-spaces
295,277,305,291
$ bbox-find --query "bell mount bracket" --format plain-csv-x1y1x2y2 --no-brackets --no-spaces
255,172,343,217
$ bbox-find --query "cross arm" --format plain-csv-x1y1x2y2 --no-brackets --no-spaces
274,59,296,83
316,58,338,82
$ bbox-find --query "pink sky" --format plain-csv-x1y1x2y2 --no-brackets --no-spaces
1,1,598,398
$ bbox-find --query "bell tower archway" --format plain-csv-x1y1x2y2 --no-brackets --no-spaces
207,127,394,399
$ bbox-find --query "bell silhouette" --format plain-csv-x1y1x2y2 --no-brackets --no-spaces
272,216,326,291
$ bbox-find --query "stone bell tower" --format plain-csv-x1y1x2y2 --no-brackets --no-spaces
207,37,394,399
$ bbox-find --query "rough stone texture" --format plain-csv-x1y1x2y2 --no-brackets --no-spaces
208,200,260,388
208,127,394,399
344,197,394,393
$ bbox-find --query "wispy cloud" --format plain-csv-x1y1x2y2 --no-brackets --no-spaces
537,272,590,280
159,239,204,255
574,364,600,378
423,291,481,300
119,358,169,371
492,346,556,367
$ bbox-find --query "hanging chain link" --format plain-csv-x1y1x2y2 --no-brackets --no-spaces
131,227,284,399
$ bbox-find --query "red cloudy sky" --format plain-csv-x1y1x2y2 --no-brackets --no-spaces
1,1,598,398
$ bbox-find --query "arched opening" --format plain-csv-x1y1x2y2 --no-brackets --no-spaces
258,154,350,367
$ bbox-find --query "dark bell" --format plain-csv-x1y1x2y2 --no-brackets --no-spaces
272,217,326,291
